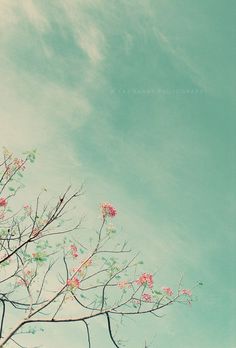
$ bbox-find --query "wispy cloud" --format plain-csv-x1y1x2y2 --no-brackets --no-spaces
21,0,50,32
152,26,208,91
61,1,106,65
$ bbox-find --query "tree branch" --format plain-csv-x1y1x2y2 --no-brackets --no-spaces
106,313,119,348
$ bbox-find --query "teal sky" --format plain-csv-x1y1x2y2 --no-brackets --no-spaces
0,1,235,347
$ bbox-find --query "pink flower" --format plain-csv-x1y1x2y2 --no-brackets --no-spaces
83,258,92,267
117,280,130,289
162,287,173,296
0,198,7,207
13,158,25,170
17,279,27,286
32,228,41,238
71,267,80,273
67,276,80,289
136,273,153,289
71,258,92,276
142,293,152,302
70,244,78,258
24,204,32,215
181,289,192,296
17,268,33,286
101,203,117,218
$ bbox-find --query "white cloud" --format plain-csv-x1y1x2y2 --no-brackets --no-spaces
61,0,106,65
0,1,49,33
0,0,106,219
0,1,18,30
21,0,49,32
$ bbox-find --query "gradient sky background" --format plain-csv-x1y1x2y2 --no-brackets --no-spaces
0,1,235,347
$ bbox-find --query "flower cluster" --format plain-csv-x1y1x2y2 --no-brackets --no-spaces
71,258,92,277
17,269,34,287
5,157,25,179
117,280,130,289
142,293,152,302
13,158,25,170
67,276,80,289
181,289,192,296
32,228,41,238
0,198,7,220
82,258,92,267
136,273,154,289
24,204,32,215
162,287,174,296
0,198,7,207
17,279,28,286
101,203,117,218
70,244,78,258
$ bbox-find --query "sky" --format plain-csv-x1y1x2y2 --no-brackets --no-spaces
0,1,235,347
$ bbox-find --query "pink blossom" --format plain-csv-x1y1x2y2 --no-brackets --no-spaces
17,279,28,286
32,228,41,238
117,280,130,289
72,259,93,277
67,276,80,289
70,244,78,258
101,203,117,218
181,289,192,296
83,258,92,267
142,293,152,302
5,165,11,178
0,198,7,207
13,158,25,170
72,267,80,274
136,273,153,289
24,204,32,215
162,287,173,296
17,268,33,286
